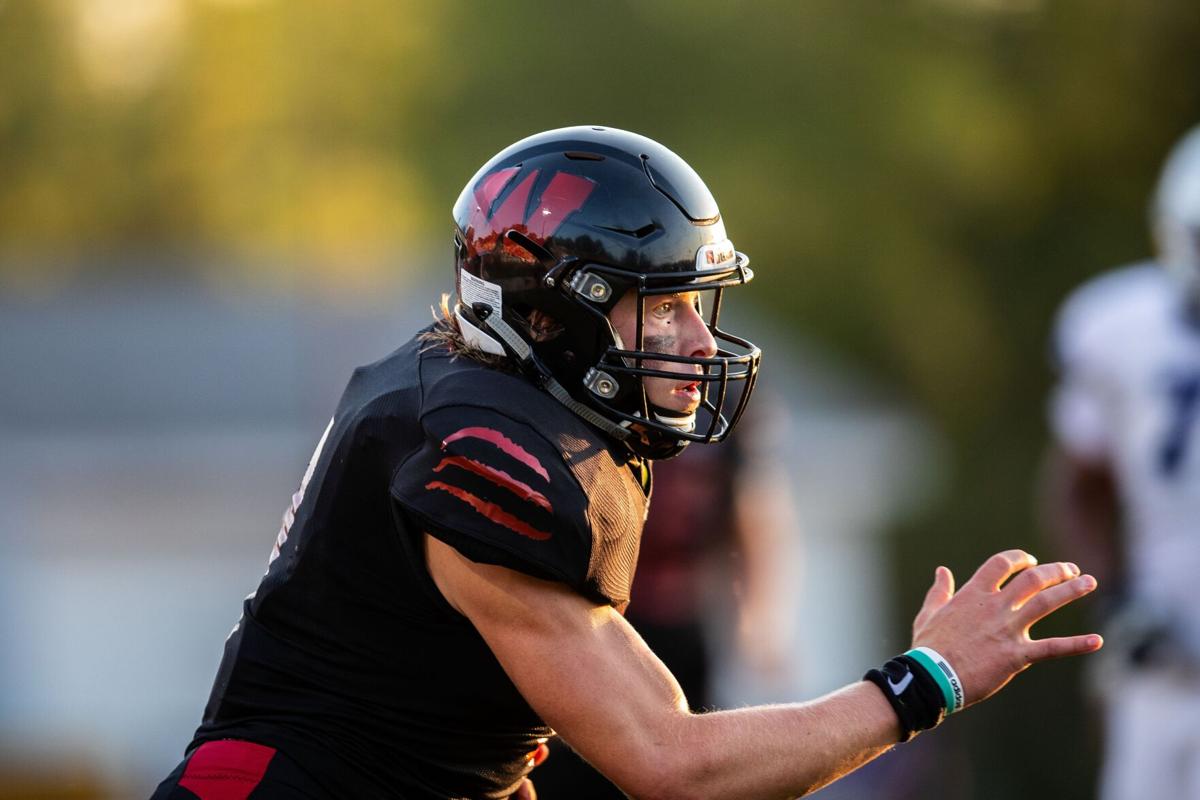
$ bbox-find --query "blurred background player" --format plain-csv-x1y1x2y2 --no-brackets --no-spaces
533,397,798,799
1045,124,1200,800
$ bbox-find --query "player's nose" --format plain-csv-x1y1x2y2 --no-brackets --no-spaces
683,303,717,359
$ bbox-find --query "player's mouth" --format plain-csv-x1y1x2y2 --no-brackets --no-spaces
672,380,702,407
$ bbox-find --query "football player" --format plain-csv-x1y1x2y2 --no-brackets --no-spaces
152,126,1101,800
1046,124,1200,800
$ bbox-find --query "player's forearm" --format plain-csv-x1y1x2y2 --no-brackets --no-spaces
633,680,899,800
589,552,1101,799
433,539,1099,800
443,538,899,800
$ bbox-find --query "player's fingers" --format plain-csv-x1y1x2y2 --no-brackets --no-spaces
1024,633,1104,664
939,565,955,597
967,549,1038,592
926,566,955,608
1016,574,1098,627
1003,561,1080,609
913,566,955,629
514,778,537,800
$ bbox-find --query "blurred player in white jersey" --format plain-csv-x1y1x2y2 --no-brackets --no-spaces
1046,125,1200,800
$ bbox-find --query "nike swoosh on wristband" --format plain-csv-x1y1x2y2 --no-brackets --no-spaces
887,671,914,695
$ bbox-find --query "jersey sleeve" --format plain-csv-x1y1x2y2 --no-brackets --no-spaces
1048,278,1123,461
390,404,597,597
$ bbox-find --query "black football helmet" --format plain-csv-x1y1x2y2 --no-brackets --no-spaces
451,125,761,459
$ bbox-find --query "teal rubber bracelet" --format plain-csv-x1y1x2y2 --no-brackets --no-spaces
906,647,964,713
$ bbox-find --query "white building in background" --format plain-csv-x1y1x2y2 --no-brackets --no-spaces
0,276,939,797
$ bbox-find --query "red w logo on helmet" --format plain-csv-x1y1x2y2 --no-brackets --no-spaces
467,168,595,261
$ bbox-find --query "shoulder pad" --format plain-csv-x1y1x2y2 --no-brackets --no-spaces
1053,264,1165,371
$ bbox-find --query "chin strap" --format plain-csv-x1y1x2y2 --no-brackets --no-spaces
465,304,632,442
650,407,697,434
453,304,506,355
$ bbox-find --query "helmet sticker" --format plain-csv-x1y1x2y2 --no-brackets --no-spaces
460,270,504,318
696,238,737,271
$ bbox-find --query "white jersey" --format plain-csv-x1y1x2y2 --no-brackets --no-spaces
1050,263,1200,653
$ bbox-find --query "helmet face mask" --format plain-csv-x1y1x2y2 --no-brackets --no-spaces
451,125,762,458
582,262,759,448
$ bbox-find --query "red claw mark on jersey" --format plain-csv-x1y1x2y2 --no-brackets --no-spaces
434,455,553,512
466,167,596,262
425,481,552,541
442,427,551,482
432,426,555,540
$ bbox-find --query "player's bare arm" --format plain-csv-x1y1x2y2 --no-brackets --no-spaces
427,534,1100,800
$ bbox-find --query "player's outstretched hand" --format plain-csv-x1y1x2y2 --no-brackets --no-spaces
910,549,1103,708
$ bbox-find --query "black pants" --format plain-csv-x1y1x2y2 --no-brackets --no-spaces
150,739,333,800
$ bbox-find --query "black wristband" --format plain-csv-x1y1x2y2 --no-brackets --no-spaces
863,654,947,742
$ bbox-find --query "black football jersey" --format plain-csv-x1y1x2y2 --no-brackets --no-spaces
192,328,650,799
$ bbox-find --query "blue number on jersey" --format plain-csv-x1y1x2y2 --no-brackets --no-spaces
1159,372,1200,478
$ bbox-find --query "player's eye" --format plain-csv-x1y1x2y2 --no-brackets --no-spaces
650,299,675,318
